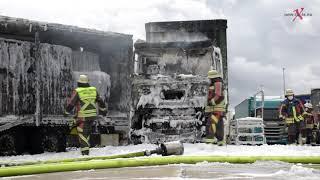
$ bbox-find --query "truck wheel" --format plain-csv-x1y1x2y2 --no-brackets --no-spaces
42,133,59,152
130,134,142,145
29,128,44,154
42,129,67,152
14,129,26,155
57,132,67,152
0,129,25,155
0,133,15,155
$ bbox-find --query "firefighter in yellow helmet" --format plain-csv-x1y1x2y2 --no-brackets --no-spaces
204,69,226,146
279,89,304,144
65,75,107,155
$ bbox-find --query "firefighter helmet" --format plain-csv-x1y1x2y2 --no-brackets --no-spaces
304,103,313,109
207,69,221,79
285,89,294,96
78,74,89,84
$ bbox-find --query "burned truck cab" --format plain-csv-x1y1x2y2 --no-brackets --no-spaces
130,20,227,144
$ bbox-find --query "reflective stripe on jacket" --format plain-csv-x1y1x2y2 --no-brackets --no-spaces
292,106,304,122
76,87,97,117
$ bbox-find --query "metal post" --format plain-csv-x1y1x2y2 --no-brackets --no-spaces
35,31,41,126
0,73,2,116
253,88,265,119
261,88,264,120
282,67,286,98
254,96,257,117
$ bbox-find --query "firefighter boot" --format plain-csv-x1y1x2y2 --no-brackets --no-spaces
204,137,218,144
217,140,225,146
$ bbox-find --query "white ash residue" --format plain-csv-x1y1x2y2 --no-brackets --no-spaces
0,38,73,115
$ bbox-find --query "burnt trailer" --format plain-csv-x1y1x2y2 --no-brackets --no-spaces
130,20,228,144
0,16,133,155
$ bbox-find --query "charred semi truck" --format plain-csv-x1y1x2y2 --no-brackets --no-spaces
130,20,228,144
0,16,133,155
0,17,228,154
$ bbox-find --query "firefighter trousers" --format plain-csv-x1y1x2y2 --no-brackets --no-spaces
206,111,224,142
287,121,301,144
76,117,95,155
301,128,316,144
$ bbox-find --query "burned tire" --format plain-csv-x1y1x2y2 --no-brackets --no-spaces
0,133,15,155
14,129,26,155
130,134,143,145
42,128,67,152
0,129,25,155
42,133,59,152
29,128,44,155
57,133,67,152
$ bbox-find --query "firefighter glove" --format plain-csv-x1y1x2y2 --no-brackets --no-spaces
68,118,76,128
64,110,70,117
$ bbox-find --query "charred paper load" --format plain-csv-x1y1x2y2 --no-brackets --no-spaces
0,16,133,155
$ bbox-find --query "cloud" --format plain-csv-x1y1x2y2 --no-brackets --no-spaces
206,0,320,108
287,65,320,93
0,0,224,40
229,57,284,106
0,0,319,110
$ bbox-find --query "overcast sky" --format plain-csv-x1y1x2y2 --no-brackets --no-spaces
0,0,319,108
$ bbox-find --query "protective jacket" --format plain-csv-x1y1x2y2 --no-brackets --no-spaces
303,111,315,129
205,78,226,113
279,98,304,124
66,86,107,117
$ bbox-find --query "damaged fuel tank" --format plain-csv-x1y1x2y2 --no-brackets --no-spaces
130,20,228,144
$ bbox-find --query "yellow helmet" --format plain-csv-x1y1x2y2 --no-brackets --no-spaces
78,74,89,84
285,89,294,96
207,69,222,79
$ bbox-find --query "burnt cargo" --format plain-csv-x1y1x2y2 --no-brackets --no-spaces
130,20,228,144
0,16,133,155
145,20,228,92
0,38,73,116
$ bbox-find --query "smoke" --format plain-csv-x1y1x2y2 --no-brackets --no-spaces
72,51,101,72
151,30,209,43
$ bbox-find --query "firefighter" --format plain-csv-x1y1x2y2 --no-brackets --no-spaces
204,69,226,146
302,103,316,144
279,89,304,144
65,75,107,155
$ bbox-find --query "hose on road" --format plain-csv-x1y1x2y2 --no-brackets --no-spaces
1,155,320,177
